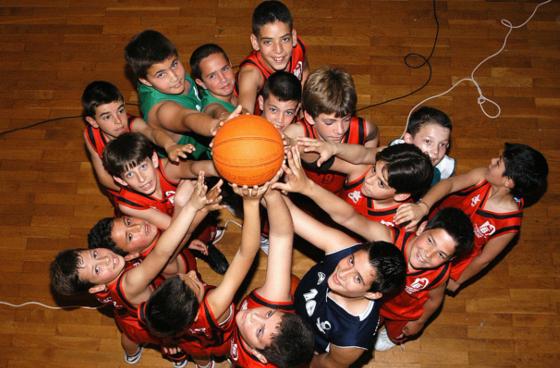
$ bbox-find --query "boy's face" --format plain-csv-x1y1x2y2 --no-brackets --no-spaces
77,248,125,286
328,249,381,299
139,55,186,95
251,21,297,72
486,154,508,186
195,53,235,98
111,216,159,254
362,160,397,200
305,112,351,143
258,94,299,131
236,306,284,354
408,228,456,270
404,122,450,166
113,154,159,196
85,100,128,139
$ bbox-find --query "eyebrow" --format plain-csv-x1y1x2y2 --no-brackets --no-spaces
431,235,449,258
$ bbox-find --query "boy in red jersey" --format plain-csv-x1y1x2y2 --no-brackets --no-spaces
276,147,473,351
394,142,548,294
102,132,228,274
237,0,309,114
50,176,220,364
142,179,283,367
284,67,379,194
258,71,301,132
81,80,193,191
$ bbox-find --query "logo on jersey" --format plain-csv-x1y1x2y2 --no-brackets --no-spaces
347,190,361,204
471,194,481,207
240,300,248,311
230,341,239,360
316,317,331,333
188,327,208,335
165,190,176,205
303,289,318,316
293,61,304,80
317,272,326,285
380,220,395,227
405,277,430,294
474,221,496,238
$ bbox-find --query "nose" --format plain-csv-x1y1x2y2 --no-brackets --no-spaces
335,122,345,135
273,40,282,54
169,69,179,83
137,171,146,183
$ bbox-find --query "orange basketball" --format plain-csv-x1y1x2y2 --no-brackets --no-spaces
212,115,284,186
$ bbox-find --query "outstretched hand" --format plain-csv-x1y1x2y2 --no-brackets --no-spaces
187,172,221,210
272,145,312,194
166,143,195,163
394,202,429,231
231,167,284,201
297,137,336,167
173,179,197,208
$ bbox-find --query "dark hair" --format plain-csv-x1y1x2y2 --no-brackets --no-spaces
81,81,124,118
252,1,293,36
262,71,302,103
407,106,452,136
356,241,406,296
502,142,548,205
302,67,357,119
125,30,178,79
87,217,126,256
143,276,199,337
260,313,314,368
102,132,154,178
50,248,93,295
376,144,433,197
426,208,474,260
189,43,230,81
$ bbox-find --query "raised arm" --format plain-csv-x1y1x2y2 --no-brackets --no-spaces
274,146,392,243
236,66,264,114
394,167,487,230
132,117,194,162
83,134,120,191
151,101,221,137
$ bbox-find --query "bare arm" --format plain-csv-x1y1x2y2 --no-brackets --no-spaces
237,66,264,114
394,167,487,230
84,134,120,191
448,233,516,293
151,101,220,137
132,118,194,162
163,158,218,181
118,205,172,230
204,102,232,122
310,345,365,368
274,146,393,243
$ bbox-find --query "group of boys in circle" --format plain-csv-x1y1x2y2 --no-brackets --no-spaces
48,1,550,368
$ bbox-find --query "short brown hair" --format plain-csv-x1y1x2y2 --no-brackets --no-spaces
302,67,357,119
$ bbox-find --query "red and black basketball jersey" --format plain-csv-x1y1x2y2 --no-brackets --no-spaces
179,285,235,360
109,159,178,216
432,180,523,279
380,228,450,321
236,37,306,115
229,290,295,368
341,168,411,227
302,116,368,194
84,114,137,158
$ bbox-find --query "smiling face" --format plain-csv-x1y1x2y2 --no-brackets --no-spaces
485,154,508,186
251,21,297,72
236,306,284,353
113,155,159,196
110,216,158,254
306,112,351,143
361,160,397,200
140,55,186,95
327,249,379,298
404,122,450,166
408,228,456,270
76,248,125,286
85,100,129,140
196,52,235,98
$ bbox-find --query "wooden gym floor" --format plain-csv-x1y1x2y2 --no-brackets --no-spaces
0,1,558,367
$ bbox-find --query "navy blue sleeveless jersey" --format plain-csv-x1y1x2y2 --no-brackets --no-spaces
295,245,381,352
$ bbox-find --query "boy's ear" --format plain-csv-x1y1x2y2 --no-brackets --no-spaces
251,349,268,364
138,77,152,87
114,176,128,187
257,95,265,112
303,111,316,126
416,221,428,236
403,132,414,144
88,284,107,294
504,176,515,190
394,193,411,202
85,116,99,128
151,152,159,168
364,291,382,301
195,78,207,90
250,34,260,51
291,29,297,47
